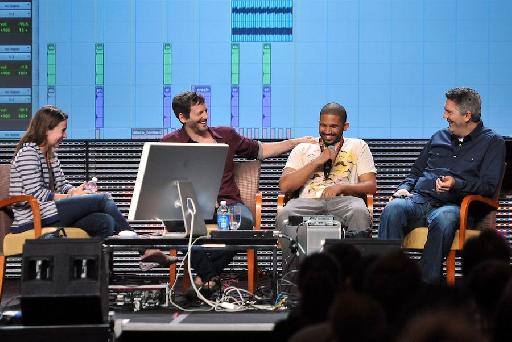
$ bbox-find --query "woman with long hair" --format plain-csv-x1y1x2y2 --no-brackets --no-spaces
9,105,132,238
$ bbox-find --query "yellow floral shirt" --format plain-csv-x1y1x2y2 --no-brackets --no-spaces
284,138,376,198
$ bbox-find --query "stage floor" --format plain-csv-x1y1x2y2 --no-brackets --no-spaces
114,310,287,337
1,278,289,341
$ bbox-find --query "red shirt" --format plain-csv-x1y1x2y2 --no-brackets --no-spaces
161,126,260,204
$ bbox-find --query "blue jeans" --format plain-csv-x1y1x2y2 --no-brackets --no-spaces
54,194,131,239
191,202,253,281
378,197,460,284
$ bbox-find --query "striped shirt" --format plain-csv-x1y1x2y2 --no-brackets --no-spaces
9,142,74,233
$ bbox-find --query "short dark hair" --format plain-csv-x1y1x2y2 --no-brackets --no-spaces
445,87,481,122
172,91,205,120
320,102,347,123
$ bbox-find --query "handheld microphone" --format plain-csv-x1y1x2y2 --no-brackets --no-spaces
323,144,335,179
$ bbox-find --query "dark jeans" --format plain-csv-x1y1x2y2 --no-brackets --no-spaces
378,197,462,284
54,194,131,239
191,202,253,281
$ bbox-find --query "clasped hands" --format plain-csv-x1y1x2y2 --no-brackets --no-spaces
435,175,455,193
389,175,455,201
321,184,346,199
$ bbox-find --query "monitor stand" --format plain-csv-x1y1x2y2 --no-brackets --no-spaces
170,180,208,237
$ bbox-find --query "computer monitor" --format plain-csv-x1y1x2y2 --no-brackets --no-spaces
128,142,228,236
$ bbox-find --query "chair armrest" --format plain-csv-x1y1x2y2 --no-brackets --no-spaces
366,194,374,224
277,193,286,211
458,195,498,249
255,192,262,230
0,195,42,238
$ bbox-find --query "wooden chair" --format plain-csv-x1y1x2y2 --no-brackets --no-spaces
168,160,262,294
0,163,89,303
402,163,507,285
233,160,262,294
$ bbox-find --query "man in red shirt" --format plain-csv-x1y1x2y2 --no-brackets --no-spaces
151,91,315,296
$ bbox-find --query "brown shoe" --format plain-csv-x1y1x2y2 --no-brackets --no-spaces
141,249,177,267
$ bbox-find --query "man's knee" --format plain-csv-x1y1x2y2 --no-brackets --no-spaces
378,199,410,239
276,202,296,231
350,203,370,219
431,207,459,234
437,212,459,225
345,205,371,229
330,198,369,228
382,198,409,215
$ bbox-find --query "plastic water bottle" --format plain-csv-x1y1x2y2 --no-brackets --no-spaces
84,176,98,193
216,200,230,231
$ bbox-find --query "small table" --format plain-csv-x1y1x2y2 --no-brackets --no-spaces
103,235,279,297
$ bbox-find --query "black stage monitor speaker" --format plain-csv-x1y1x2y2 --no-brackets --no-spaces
323,238,402,257
21,239,108,325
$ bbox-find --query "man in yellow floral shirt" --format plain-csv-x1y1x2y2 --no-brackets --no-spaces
276,102,377,241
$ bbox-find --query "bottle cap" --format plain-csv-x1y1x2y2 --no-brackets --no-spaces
91,177,98,182
220,200,227,205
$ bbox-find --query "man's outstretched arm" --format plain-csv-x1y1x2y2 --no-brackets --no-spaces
260,136,317,159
